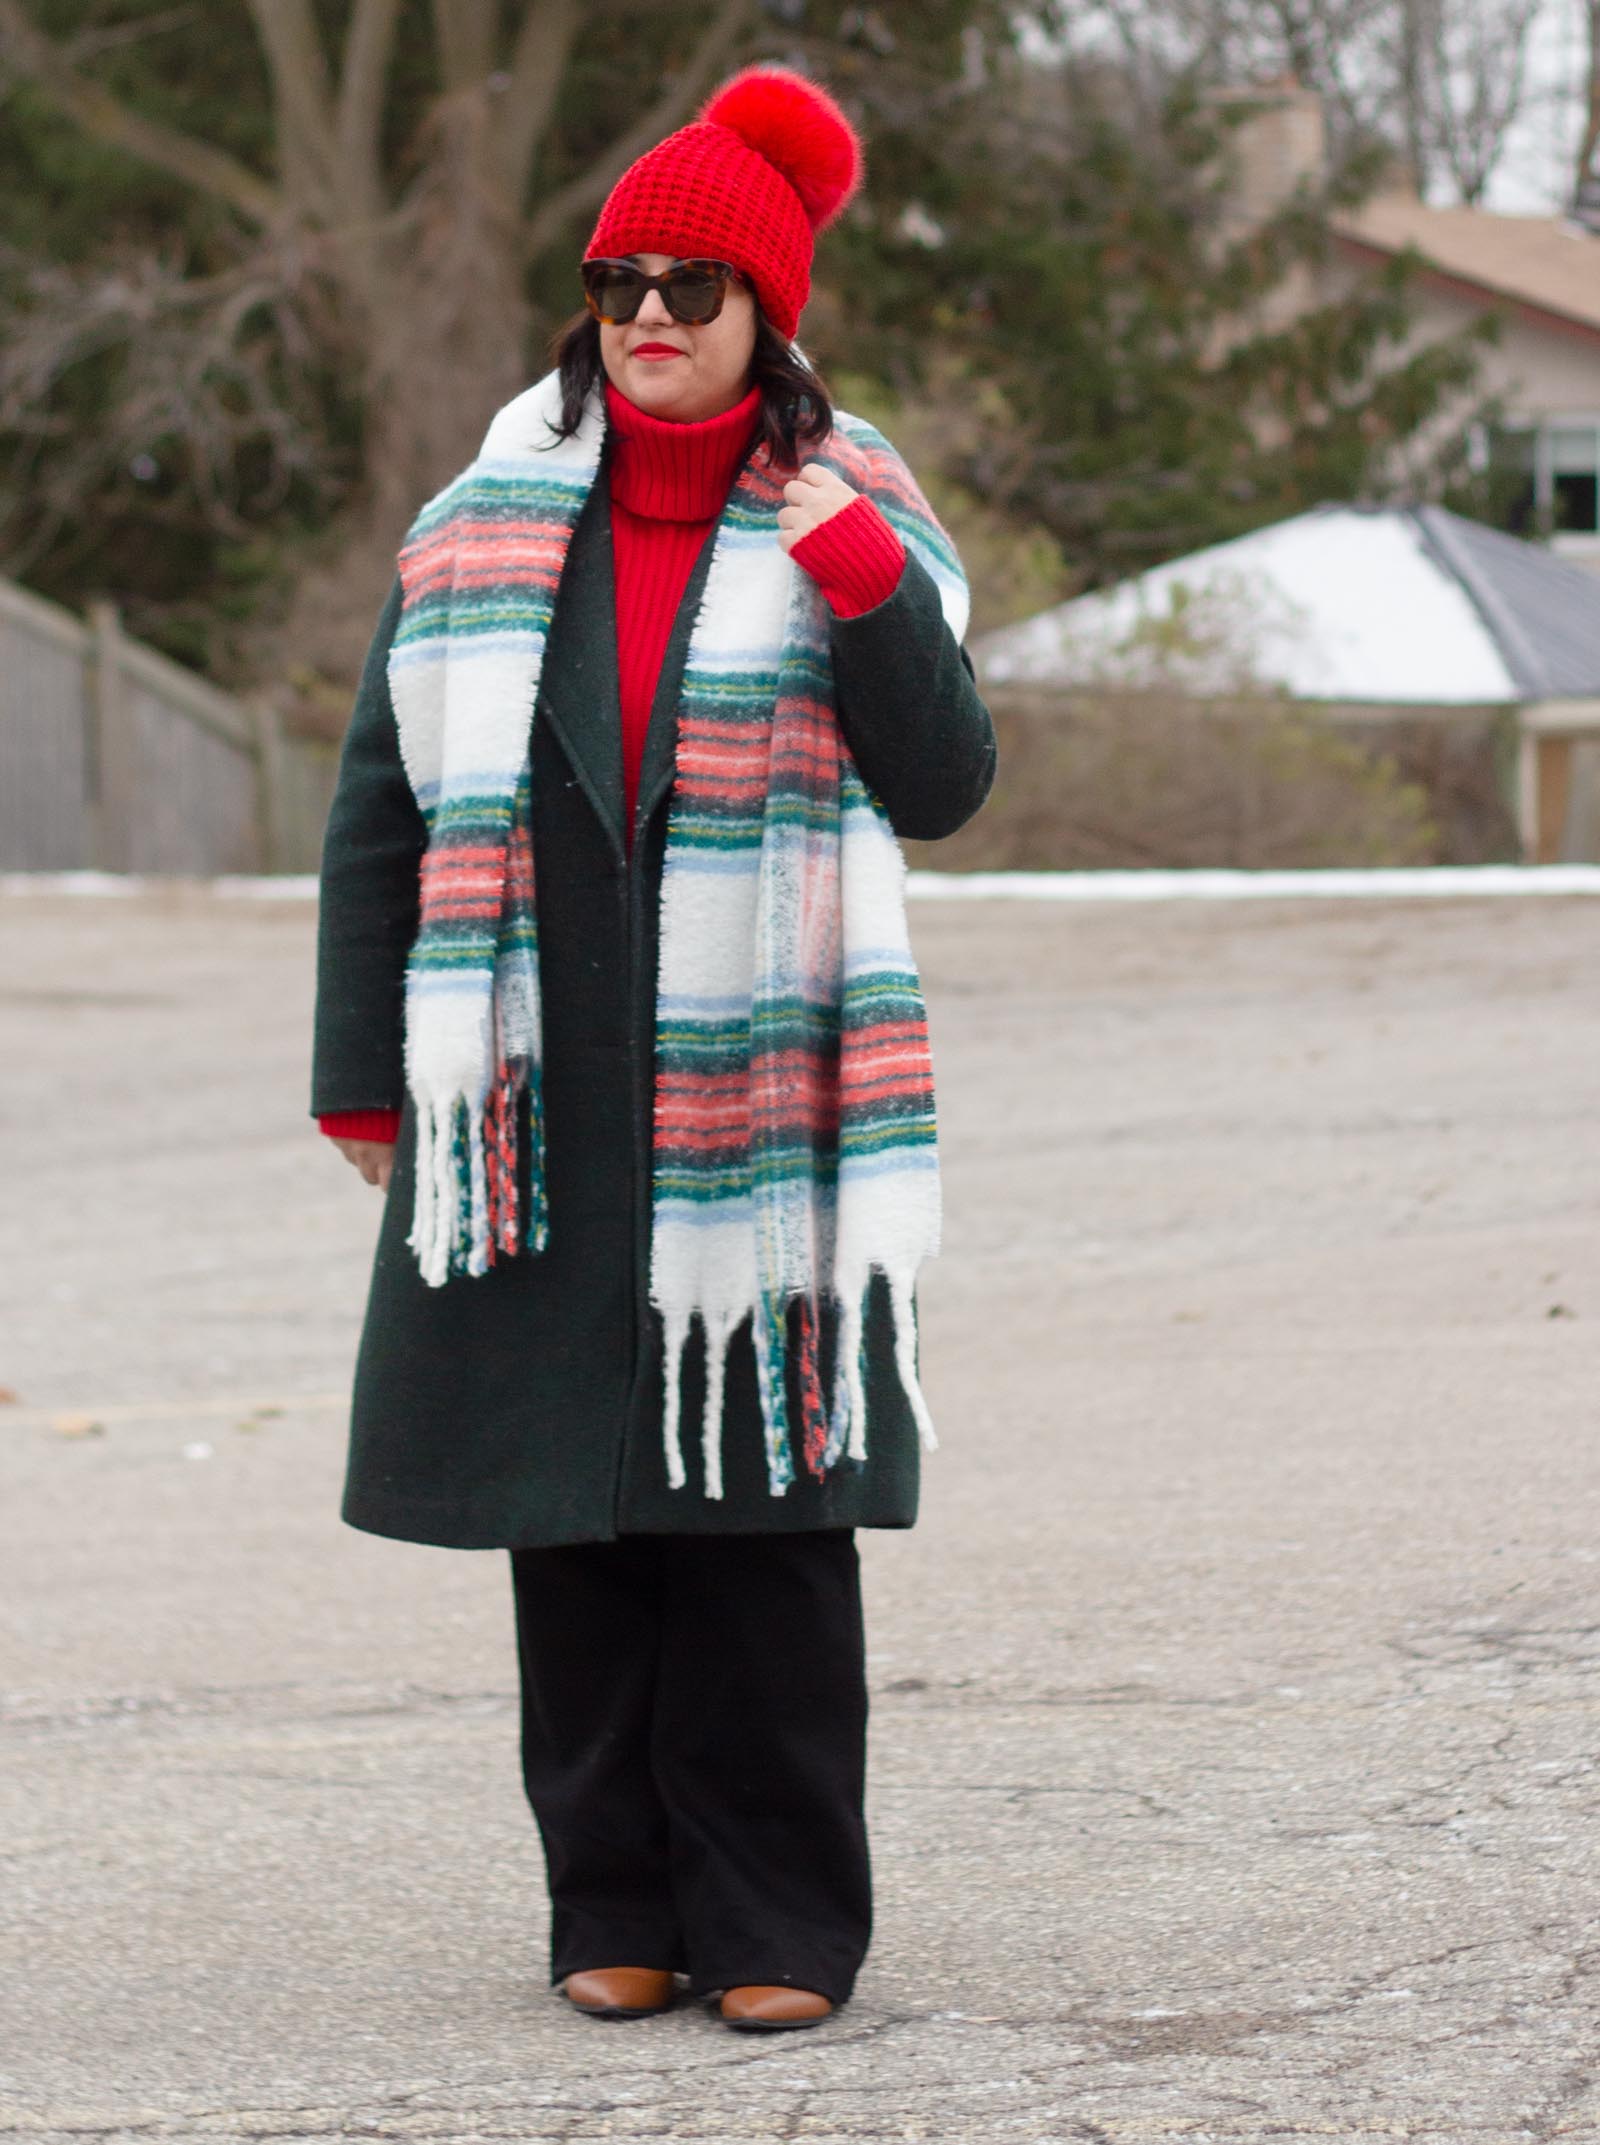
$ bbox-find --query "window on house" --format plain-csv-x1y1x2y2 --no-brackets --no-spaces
1548,424,1600,535
1482,420,1600,539
1485,424,1537,536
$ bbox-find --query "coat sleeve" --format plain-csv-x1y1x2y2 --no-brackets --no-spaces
825,546,998,842
310,574,426,1118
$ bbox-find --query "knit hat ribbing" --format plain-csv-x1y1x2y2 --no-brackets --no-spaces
582,66,863,341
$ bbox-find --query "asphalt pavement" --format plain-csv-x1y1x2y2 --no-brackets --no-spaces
2,883,1597,2143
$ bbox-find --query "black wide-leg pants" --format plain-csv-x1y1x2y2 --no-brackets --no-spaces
508,1529,872,2006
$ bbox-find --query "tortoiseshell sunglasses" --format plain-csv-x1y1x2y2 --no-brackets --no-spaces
581,257,747,326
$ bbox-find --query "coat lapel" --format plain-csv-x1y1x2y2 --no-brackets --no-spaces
537,479,626,863
634,518,721,838
537,458,750,854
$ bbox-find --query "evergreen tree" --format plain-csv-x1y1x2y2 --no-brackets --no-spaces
813,53,1497,609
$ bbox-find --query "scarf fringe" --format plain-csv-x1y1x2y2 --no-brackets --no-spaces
835,1288,868,1466
754,1292,797,1498
700,1306,740,1502
660,1308,690,1492
889,1269,939,1452
406,1063,547,1285
658,1270,932,1498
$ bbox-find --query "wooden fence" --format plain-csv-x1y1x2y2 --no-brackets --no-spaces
0,576,338,874
8,569,1595,876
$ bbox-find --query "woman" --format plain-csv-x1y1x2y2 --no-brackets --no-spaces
312,65,995,2033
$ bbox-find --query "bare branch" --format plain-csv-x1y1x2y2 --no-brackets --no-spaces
0,237,338,566
1575,0,1600,205
496,0,583,204
431,0,497,91
1411,0,1540,204
336,0,403,214
519,0,752,264
68,7,198,65
243,0,342,210
0,0,281,225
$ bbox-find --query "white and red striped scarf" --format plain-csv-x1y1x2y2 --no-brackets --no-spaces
387,366,969,1497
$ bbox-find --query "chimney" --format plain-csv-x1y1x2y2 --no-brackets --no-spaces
1210,76,1327,228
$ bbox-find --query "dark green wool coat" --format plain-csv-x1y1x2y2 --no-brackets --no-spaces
311,468,995,1551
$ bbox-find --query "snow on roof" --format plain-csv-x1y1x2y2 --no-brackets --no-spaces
972,505,1600,705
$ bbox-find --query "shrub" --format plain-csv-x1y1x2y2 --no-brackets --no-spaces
927,573,1442,870
910,685,1440,871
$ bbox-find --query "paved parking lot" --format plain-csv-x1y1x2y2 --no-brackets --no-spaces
2,883,1597,2143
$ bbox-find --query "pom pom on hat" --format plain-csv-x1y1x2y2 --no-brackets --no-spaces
583,63,865,339
699,66,863,231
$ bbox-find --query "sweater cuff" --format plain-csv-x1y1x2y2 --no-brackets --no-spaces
319,1107,402,1144
789,495,906,618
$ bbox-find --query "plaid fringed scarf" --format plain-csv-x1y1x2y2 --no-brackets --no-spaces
386,365,970,1498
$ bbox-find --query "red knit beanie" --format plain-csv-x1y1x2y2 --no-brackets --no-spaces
582,65,863,341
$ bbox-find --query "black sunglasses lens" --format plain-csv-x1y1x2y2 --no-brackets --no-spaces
662,269,723,323
586,266,645,321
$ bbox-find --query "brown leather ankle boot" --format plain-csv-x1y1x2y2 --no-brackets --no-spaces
719,1984,834,2031
562,1966,677,2019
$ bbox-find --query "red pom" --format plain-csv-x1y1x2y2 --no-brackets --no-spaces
699,66,863,230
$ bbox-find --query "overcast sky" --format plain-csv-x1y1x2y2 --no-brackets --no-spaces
1483,0,1590,212
1032,1,1591,216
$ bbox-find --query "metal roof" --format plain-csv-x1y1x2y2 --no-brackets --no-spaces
973,504,1600,705
1409,506,1600,700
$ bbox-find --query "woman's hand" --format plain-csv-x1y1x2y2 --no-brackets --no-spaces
332,1136,394,1191
777,462,858,553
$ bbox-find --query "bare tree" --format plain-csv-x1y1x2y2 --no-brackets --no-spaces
1092,0,1544,202
1131,0,1398,144
1576,0,1600,218
0,0,752,680
1388,0,1544,203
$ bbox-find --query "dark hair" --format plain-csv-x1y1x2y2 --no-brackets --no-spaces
546,301,833,468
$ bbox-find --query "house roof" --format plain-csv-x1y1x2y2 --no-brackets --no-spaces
971,504,1600,705
1331,194,1600,341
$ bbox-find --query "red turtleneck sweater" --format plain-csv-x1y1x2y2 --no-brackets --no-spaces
320,379,905,1148
607,377,762,838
